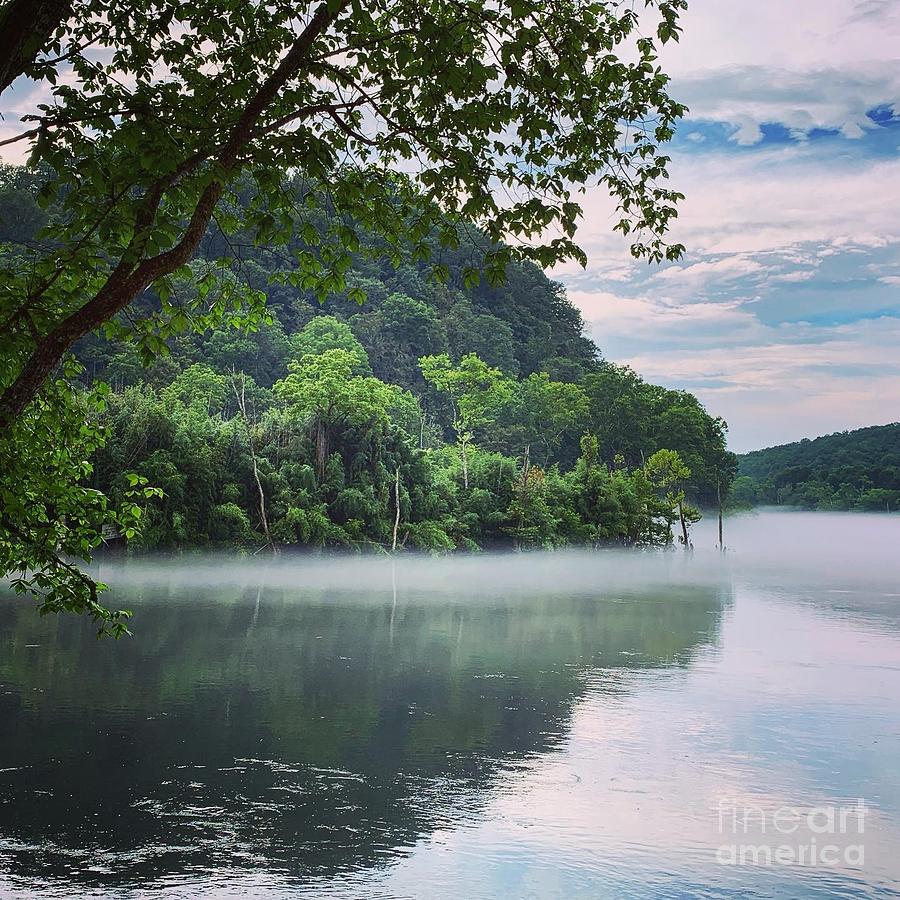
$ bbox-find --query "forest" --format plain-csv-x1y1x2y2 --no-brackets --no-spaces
733,423,900,512
3,166,736,555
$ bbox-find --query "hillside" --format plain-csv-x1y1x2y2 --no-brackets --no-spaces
734,423,900,511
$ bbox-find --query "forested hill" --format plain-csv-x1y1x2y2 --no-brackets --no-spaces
1,166,736,552
734,423,900,511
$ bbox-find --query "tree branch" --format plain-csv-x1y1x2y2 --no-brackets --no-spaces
0,0,350,432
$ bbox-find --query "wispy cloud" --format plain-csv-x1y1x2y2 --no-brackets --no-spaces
617,317,900,451
676,64,900,144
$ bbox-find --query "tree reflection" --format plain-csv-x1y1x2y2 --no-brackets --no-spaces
0,573,730,891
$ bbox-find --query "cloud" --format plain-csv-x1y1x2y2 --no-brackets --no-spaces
675,64,900,144
566,288,758,348
847,0,899,26
769,269,818,284
663,0,900,73
655,0,900,146
558,148,900,271
653,256,766,288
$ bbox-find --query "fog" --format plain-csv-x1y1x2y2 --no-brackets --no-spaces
87,510,900,602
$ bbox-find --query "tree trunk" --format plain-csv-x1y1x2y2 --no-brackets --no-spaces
391,466,401,552
314,416,328,485
522,442,530,482
231,373,274,552
717,472,724,551
0,0,71,94
460,439,469,490
678,501,689,549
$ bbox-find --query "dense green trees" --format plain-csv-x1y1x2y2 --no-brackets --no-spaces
2,171,736,631
420,353,512,490
734,424,900,511
86,320,727,556
1,161,735,577
49,187,733,561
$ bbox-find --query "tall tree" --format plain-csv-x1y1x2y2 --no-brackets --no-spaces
515,372,589,469
644,448,697,547
231,371,274,551
419,353,511,489
275,348,401,483
290,315,371,374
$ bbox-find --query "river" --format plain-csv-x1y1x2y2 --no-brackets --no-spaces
1,510,898,897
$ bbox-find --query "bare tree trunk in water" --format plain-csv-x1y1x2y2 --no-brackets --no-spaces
678,501,689,549
392,465,401,552
231,372,274,552
717,471,724,551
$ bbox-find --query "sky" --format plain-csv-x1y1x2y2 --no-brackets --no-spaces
1,2,898,453
552,0,900,452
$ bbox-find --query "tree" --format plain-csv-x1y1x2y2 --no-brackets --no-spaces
276,348,400,483
231,371,274,551
649,393,732,505
290,316,371,374
443,299,519,376
350,292,448,391
0,365,152,635
644,448,698,547
581,364,653,466
566,434,638,545
160,363,228,415
504,465,559,549
202,319,292,388
419,353,511,489
514,372,589,469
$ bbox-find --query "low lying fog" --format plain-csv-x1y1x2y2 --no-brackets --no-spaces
87,511,900,600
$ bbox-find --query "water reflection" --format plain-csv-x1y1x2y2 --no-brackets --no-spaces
0,565,727,894
4,517,900,899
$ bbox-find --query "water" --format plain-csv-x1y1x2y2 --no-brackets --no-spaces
1,511,899,898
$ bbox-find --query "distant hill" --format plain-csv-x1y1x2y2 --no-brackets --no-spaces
734,423,900,511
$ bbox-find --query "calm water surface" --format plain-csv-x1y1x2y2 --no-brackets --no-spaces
1,511,899,898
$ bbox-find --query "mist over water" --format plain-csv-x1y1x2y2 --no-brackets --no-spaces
1,510,899,898
91,508,900,596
